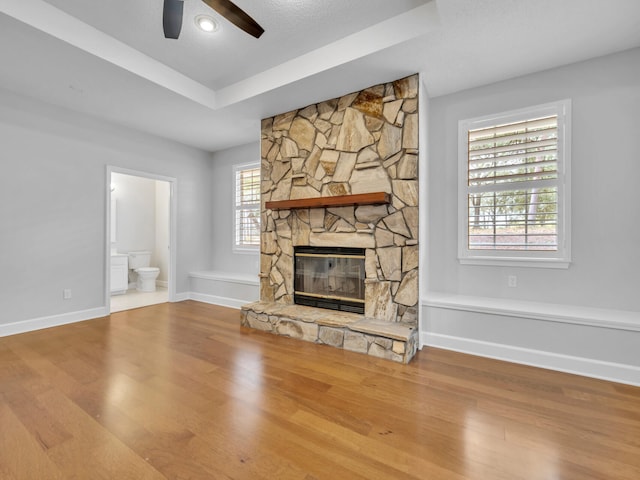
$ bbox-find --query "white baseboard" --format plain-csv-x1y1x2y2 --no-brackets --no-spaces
422,332,640,387
188,270,258,309
0,307,109,338
189,271,259,286
173,292,190,302
157,280,168,288
0,293,238,338
188,292,245,309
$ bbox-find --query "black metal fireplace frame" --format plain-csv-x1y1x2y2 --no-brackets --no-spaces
293,246,365,314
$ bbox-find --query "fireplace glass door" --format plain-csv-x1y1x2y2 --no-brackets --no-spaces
294,246,365,314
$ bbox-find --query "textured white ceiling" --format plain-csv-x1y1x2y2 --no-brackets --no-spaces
0,0,639,152
39,0,430,88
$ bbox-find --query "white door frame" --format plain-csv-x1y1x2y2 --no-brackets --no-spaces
105,166,178,312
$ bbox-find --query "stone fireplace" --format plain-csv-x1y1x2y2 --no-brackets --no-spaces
241,74,420,363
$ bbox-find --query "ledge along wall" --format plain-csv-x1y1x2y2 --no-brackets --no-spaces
251,75,420,356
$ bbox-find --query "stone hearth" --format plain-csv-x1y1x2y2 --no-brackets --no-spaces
242,74,420,363
241,302,418,363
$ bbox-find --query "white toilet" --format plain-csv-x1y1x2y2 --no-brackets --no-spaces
128,251,160,292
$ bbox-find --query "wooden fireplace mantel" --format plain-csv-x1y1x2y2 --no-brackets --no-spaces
265,192,390,210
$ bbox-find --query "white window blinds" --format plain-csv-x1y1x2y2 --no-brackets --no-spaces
458,100,571,268
234,165,260,249
467,115,559,251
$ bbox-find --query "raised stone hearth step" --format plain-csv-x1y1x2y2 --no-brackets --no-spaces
349,319,414,341
240,301,418,363
241,301,361,327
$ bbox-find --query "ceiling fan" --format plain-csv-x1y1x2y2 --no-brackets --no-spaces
163,0,264,39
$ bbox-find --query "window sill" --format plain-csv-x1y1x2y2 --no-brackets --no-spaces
233,246,259,255
458,256,570,269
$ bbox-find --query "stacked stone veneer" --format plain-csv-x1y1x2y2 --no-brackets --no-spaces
241,302,418,363
241,74,419,363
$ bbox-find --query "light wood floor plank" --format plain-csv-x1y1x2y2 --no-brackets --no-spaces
1,301,639,479
0,402,67,479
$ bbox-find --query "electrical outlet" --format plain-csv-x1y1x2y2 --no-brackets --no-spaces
507,275,517,288
63,289,72,299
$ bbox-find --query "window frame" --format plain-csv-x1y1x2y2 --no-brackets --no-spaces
232,162,261,254
457,100,571,269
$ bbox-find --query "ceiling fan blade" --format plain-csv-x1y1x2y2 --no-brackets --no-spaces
201,0,264,38
163,0,184,39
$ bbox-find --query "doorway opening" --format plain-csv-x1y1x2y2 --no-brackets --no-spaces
106,167,176,313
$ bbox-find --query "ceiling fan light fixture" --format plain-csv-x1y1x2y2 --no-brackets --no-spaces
195,14,219,33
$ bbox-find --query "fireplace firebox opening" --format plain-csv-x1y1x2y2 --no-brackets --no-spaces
294,246,365,314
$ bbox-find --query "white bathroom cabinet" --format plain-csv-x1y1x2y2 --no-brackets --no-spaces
110,254,128,295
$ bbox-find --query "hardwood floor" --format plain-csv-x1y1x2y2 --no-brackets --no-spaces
1,301,639,479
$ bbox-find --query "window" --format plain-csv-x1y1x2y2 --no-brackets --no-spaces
458,100,571,268
233,163,260,252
